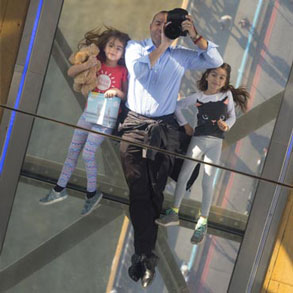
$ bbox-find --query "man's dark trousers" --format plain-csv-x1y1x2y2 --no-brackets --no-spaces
119,114,180,257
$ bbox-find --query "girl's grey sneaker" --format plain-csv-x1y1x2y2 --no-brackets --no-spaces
155,208,179,227
39,188,68,205
190,218,207,244
81,192,103,216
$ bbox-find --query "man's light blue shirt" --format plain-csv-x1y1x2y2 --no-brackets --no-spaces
125,38,223,117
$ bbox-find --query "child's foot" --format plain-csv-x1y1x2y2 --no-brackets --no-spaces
155,208,179,227
39,188,68,205
190,217,207,244
81,192,103,216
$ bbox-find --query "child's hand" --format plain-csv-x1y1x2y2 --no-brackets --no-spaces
217,120,229,132
104,88,125,99
184,123,194,136
104,89,117,98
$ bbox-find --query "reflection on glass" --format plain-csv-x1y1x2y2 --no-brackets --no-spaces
92,220,240,293
178,0,290,214
24,0,291,221
0,178,239,293
167,226,239,293
156,63,250,240
0,179,125,292
3,0,293,291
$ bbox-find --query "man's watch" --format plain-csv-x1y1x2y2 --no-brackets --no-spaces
191,34,203,45
190,34,199,42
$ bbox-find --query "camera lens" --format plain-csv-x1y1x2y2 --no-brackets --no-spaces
164,8,188,39
164,23,182,39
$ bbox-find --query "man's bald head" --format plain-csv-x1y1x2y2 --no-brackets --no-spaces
151,10,168,25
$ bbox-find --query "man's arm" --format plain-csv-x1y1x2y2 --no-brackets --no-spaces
149,25,173,67
149,43,169,67
181,15,208,51
125,25,173,78
125,41,151,79
177,15,223,69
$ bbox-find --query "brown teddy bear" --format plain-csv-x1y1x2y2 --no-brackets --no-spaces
68,43,101,97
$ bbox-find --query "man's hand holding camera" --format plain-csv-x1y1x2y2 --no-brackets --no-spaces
149,9,208,67
181,15,197,40
182,15,208,50
163,8,208,49
160,22,174,48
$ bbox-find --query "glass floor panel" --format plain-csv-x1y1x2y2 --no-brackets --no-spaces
2,0,293,291
0,177,239,293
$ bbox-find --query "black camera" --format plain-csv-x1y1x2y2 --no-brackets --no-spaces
164,8,188,40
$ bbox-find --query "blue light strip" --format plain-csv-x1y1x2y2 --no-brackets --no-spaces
0,0,44,174
285,131,293,163
187,244,198,271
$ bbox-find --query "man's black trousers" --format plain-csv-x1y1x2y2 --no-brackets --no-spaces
120,139,171,257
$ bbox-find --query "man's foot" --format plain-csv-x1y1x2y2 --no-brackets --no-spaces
39,188,68,205
190,217,208,244
81,192,103,216
128,254,144,282
141,253,159,288
155,208,179,227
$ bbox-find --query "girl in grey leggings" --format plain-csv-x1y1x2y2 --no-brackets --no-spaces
156,63,250,244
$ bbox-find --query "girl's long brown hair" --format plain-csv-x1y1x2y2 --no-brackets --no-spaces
78,26,130,66
197,63,250,112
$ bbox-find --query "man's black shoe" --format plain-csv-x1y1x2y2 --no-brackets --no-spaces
141,253,159,288
128,254,144,282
